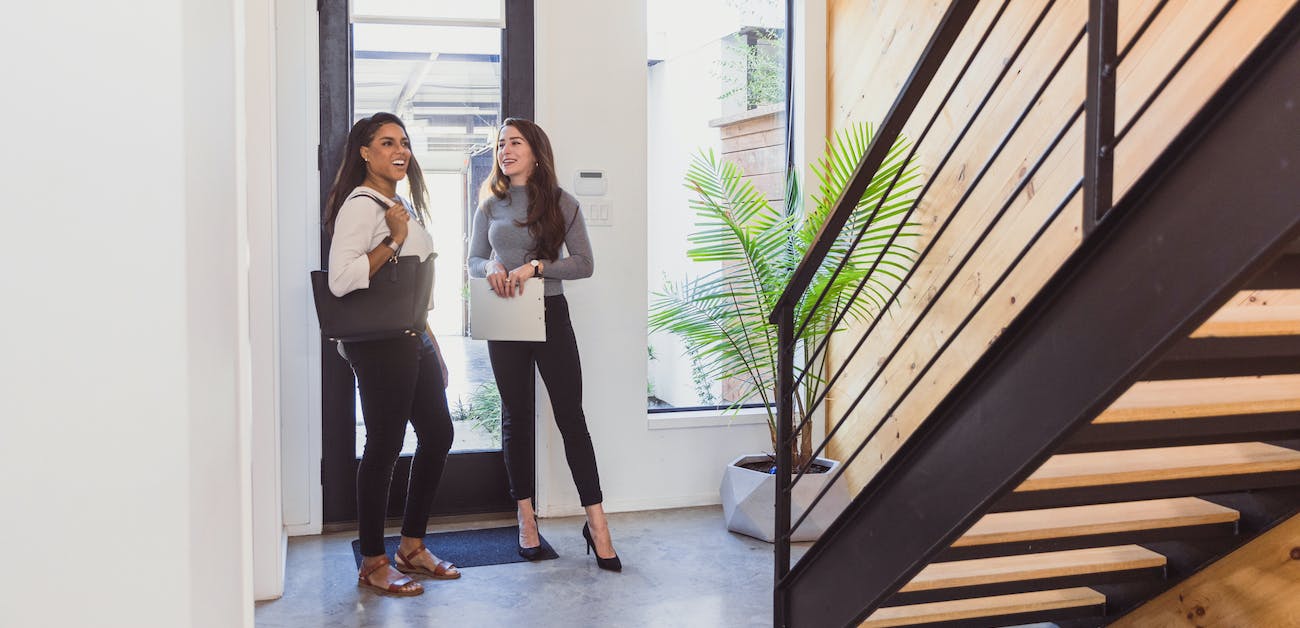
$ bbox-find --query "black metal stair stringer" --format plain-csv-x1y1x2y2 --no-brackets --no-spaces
780,8,1300,626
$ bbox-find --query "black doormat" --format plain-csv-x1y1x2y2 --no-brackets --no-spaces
351,526,559,569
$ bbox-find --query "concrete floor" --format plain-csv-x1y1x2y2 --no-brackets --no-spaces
256,506,809,628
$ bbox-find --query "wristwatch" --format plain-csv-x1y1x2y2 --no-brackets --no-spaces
530,259,544,277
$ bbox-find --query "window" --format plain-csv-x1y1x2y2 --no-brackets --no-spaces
646,0,789,411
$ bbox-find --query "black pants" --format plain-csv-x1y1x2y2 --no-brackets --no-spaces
343,333,454,557
488,295,603,506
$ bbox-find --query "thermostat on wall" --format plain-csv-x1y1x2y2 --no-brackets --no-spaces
573,170,607,196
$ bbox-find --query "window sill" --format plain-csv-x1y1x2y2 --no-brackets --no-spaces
646,406,771,430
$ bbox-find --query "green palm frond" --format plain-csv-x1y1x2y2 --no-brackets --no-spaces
649,122,921,446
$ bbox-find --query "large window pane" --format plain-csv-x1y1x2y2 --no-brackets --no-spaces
647,0,787,411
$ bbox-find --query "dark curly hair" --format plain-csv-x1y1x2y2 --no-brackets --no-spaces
323,112,428,234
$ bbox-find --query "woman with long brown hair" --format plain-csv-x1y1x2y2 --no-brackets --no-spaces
326,112,461,596
467,118,621,571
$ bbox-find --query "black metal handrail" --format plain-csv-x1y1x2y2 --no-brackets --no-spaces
771,1,979,624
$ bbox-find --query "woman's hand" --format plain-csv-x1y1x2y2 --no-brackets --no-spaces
382,200,409,245
491,262,538,298
487,261,512,296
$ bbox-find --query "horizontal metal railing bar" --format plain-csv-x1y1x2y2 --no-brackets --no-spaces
770,0,980,324
786,98,1086,532
795,0,1177,427
782,0,1224,537
783,176,1085,540
1115,0,1238,145
784,22,1087,465
790,0,1179,411
788,0,1065,426
788,63,1087,478
1117,0,1170,64
790,0,1017,352
790,0,1027,392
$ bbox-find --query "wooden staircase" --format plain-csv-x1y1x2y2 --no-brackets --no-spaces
861,276,1300,625
776,4,1300,625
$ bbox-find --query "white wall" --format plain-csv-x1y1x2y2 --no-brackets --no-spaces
274,0,324,539
248,0,287,602
0,0,254,626
533,0,771,517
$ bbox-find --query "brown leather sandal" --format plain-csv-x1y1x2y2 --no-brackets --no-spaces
395,544,461,580
357,556,424,596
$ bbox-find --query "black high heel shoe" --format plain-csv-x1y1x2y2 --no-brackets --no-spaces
582,522,622,572
518,515,546,561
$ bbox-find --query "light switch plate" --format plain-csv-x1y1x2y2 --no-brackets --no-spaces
585,201,612,227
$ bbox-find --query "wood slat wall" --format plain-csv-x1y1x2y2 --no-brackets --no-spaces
715,104,788,204
821,0,1296,492
1109,513,1300,627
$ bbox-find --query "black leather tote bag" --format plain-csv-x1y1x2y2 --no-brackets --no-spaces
311,255,434,342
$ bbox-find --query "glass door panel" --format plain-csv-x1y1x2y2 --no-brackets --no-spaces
321,0,528,523
350,21,503,457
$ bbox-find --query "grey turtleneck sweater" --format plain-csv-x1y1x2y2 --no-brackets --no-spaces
467,185,594,296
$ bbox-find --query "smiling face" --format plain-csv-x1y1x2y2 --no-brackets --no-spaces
360,122,411,185
497,124,536,186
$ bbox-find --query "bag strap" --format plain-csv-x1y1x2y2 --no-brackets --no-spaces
350,190,425,228
349,190,389,209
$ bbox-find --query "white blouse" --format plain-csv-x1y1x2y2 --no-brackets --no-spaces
327,185,437,310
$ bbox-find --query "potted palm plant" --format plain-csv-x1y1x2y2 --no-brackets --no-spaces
650,122,919,541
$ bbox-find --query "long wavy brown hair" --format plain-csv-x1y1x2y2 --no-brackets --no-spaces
481,118,567,260
323,112,428,235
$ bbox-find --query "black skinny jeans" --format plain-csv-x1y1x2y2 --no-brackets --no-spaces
488,295,603,506
343,333,454,557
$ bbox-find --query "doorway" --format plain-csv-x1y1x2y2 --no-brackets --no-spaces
319,0,534,525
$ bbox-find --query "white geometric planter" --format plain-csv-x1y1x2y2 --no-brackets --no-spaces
720,454,851,543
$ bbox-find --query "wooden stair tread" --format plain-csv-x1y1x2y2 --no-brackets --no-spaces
1194,290,1300,337
1194,305,1300,337
901,545,1164,592
1018,443,1300,492
861,588,1104,627
953,497,1238,547
1095,374,1300,423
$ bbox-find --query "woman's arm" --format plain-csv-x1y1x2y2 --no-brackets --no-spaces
466,204,496,279
328,196,411,296
537,196,593,280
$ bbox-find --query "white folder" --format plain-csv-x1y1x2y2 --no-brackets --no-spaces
470,278,546,341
